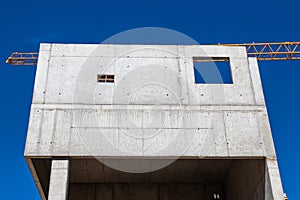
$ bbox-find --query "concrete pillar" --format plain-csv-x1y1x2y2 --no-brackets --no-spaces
48,159,69,200
265,159,284,200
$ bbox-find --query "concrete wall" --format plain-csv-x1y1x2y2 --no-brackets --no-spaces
32,44,260,106
25,105,275,158
24,44,284,200
225,159,266,200
25,44,275,158
68,183,215,200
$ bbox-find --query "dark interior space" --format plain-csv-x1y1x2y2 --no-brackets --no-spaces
32,158,266,200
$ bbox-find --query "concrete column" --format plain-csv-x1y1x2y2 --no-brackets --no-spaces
48,159,69,200
265,159,284,200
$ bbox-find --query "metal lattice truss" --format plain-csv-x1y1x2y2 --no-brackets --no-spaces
221,42,300,61
5,42,300,65
6,52,38,65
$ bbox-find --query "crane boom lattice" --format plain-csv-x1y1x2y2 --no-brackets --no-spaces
6,52,38,66
221,42,300,61
5,42,300,66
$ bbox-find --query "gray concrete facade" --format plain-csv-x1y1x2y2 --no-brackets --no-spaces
24,44,284,199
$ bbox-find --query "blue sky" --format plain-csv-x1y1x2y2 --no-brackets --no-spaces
0,0,299,199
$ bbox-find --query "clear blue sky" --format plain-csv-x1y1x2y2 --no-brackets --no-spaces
0,0,299,199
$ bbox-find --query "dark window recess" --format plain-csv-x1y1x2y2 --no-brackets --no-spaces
193,57,233,84
97,74,114,83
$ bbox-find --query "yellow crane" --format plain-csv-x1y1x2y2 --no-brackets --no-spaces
221,42,300,61
5,42,300,65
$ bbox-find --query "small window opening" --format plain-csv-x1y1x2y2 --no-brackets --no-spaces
97,74,114,83
193,57,233,84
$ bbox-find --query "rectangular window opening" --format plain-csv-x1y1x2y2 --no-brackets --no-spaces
97,74,114,83
193,57,233,84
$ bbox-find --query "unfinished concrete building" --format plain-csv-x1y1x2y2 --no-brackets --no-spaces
24,44,284,200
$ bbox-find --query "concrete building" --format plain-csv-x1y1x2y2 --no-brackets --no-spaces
24,44,284,200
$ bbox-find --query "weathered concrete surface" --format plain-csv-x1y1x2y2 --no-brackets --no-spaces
24,44,284,200
32,44,255,105
25,105,275,158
